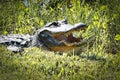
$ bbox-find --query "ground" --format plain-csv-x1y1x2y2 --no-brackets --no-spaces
0,46,119,80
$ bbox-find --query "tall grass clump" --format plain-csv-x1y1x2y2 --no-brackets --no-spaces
1,0,119,54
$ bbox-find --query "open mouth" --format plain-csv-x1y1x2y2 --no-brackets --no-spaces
52,31,83,44
37,20,88,52
49,29,87,52
50,23,87,44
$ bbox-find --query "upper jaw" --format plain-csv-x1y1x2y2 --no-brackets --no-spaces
41,20,87,34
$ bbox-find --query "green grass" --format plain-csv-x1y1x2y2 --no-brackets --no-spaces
0,46,119,80
0,0,120,80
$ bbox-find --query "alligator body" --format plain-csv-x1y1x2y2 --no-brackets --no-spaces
0,19,87,52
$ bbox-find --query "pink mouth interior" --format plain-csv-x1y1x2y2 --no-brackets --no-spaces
53,33,82,43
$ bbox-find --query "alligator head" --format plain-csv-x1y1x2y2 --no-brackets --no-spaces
32,19,87,52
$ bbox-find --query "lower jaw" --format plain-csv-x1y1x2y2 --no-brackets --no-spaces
50,45,78,52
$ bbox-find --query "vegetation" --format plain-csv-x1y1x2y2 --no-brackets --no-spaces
0,0,120,80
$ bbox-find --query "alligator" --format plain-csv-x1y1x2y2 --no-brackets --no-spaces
0,19,87,53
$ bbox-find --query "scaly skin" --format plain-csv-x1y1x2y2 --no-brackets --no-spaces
0,19,87,52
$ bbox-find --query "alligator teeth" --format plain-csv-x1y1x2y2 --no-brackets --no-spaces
72,34,78,38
